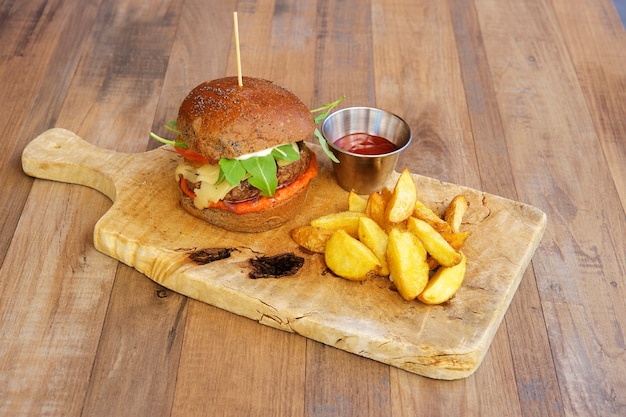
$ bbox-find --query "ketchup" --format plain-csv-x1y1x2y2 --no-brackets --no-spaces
333,133,398,155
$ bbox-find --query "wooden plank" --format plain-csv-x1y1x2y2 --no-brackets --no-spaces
0,0,186,416
313,0,375,107
449,1,564,416
307,1,394,415
305,343,391,417
171,302,307,417
474,0,626,415
551,0,626,208
0,2,108,416
389,326,521,416
0,182,115,416
53,1,188,416
547,1,626,414
371,1,525,414
82,265,187,417
372,0,481,189
0,0,100,265
55,0,184,150
149,0,239,148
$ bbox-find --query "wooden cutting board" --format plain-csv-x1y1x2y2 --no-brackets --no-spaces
22,128,546,380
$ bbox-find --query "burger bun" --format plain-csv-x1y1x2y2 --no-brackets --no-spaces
177,77,316,161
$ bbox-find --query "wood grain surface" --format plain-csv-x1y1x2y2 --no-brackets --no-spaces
2,0,625,416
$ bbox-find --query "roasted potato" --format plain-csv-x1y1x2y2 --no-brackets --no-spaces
440,230,471,250
325,230,381,281
385,168,417,224
365,191,388,230
380,186,393,202
426,256,440,271
387,228,429,300
290,226,335,253
358,216,390,276
310,211,366,238
348,190,367,212
290,166,474,305
418,252,467,304
413,200,451,233
444,195,469,233
407,217,462,267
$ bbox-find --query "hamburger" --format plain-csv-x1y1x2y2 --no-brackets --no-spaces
164,76,319,233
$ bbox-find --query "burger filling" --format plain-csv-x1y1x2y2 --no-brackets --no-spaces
175,142,313,211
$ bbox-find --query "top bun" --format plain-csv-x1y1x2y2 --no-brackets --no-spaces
176,76,316,161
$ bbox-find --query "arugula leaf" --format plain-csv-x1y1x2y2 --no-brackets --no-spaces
149,132,187,148
314,128,339,163
241,155,278,197
272,143,300,162
150,122,187,148
311,96,345,123
310,95,345,162
165,120,178,132
216,145,299,196
219,158,247,186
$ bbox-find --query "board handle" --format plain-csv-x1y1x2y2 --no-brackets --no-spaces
21,128,135,201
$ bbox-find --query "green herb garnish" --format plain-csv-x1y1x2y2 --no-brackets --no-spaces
310,96,345,123
150,121,186,148
310,95,345,163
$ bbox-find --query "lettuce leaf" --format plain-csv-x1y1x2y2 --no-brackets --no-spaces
219,158,247,186
272,143,300,162
241,155,278,197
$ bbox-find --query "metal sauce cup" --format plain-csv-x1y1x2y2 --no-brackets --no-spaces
321,107,412,194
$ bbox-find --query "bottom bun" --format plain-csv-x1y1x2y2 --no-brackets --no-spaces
179,185,310,233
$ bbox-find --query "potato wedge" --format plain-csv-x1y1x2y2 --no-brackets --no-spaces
426,230,469,268
365,191,388,229
380,186,393,202
440,230,471,250
290,226,335,253
348,190,367,212
426,256,439,270
444,195,469,233
358,216,389,276
310,211,366,238
387,228,429,300
413,200,451,233
418,251,467,304
407,217,462,267
385,168,417,224
325,230,380,281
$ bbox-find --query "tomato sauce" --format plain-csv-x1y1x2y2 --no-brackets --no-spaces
333,133,398,155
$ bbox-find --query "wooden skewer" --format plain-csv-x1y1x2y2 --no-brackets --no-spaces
233,12,243,87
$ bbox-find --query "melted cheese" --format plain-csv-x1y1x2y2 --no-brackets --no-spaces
175,162,238,210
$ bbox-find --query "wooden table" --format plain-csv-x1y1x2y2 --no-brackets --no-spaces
2,0,625,416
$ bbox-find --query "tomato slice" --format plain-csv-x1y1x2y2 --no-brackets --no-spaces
175,146,211,164
179,177,196,199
